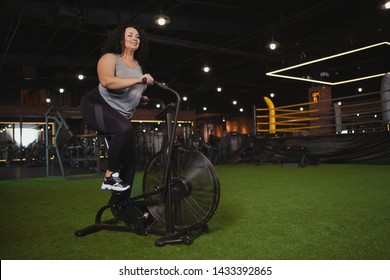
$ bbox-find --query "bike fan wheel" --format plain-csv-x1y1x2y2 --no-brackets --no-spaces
142,146,220,231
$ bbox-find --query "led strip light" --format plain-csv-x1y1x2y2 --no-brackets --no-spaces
266,41,390,85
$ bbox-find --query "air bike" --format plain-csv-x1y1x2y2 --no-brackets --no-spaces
74,81,221,246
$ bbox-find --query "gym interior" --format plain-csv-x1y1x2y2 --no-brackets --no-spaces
1,0,390,261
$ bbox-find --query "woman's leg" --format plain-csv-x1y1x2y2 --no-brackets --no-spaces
119,128,137,187
80,89,137,188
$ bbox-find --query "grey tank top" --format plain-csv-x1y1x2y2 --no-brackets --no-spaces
98,54,146,119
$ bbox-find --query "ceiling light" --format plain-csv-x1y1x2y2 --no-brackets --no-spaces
232,100,237,105
266,40,280,51
183,96,188,101
154,15,170,26
216,87,222,92
203,66,210,73
378,0,390,9
203,107,207,111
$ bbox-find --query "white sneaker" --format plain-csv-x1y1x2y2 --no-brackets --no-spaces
101,172,130,192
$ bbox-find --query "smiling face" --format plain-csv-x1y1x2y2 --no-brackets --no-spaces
123,27,140,52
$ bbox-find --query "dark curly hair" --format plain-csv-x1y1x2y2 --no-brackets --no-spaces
100,24,149,68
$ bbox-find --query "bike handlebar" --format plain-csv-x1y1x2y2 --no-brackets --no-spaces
142,77,173,92
153,80,169,90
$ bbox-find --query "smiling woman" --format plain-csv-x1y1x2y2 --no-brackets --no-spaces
80,24,155,193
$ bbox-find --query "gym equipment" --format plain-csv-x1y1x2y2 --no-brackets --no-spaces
74,81,221,246
45,106,73,177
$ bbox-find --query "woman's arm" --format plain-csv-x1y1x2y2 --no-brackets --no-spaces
97,53,153,90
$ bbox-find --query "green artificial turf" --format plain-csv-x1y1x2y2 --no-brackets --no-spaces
0,163,389,260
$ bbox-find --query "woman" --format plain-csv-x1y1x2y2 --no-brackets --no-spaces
80,24,154,192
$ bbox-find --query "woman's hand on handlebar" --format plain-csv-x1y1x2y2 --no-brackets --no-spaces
140,74,154,86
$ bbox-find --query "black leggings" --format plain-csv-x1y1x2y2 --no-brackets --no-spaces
80,88,136,186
